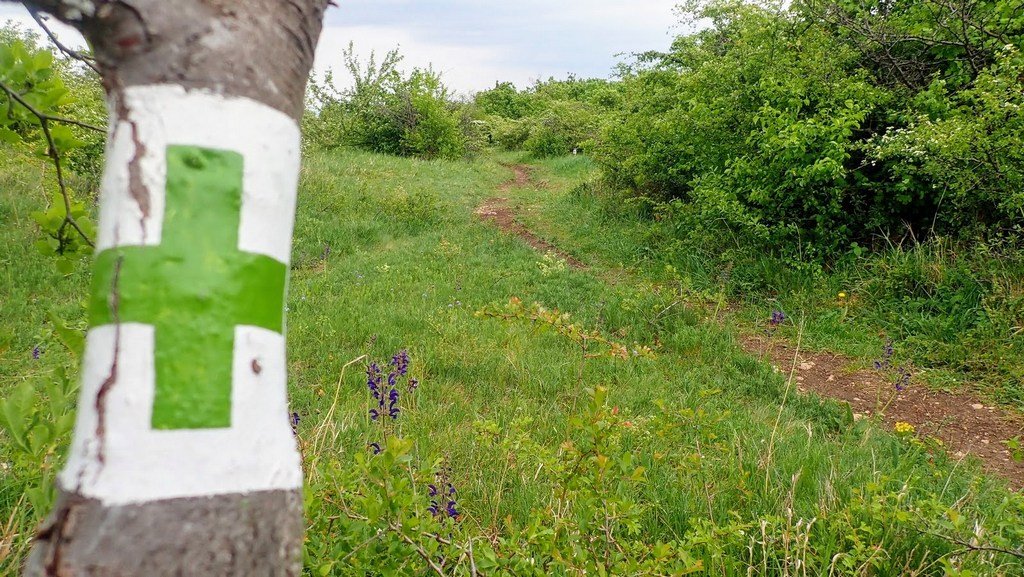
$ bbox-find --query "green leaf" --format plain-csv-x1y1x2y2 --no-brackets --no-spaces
55,257,75,275
0,127,21,144
30,210,49,228
47,310,85,357
31,49,53,71
49,124,85,152
0,382,35,452
34,239,54,256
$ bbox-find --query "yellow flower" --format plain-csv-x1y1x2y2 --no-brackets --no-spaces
838,291,848,299
894,421,915,435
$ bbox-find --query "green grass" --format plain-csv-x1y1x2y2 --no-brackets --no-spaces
513,154,1024,410
0,147,91,572
1,147,1022,575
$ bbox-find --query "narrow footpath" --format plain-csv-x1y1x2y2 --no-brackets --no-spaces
478,163,1024,490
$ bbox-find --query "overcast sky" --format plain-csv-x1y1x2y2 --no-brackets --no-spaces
0,1,681,94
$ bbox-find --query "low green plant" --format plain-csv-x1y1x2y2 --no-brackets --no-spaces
0,310,82,520
0,365,76,517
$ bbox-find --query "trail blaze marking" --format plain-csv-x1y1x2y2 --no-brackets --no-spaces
89,146,286,430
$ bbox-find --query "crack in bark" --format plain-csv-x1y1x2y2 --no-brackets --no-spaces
34,493,85,577
108,75,151,239
126,117,150,227
94,255,123,466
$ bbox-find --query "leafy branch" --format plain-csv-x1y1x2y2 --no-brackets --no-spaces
0,77,102,250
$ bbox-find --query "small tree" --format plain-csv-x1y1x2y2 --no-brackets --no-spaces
307,44,468,159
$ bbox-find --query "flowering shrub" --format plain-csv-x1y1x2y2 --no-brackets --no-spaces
869,45,1024,238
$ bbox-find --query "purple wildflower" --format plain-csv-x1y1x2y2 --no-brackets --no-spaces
364,351,421,463
367,363,382,392
388,387,400,419
875,340,894,371
428,466,459,520
769,311,785,326
32,346,41,360
896,367,911,392
874,339,911,392
289,412,300,436
367,363,386,420
390,349,410,376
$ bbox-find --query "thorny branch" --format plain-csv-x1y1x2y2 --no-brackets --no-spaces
0,77,103,249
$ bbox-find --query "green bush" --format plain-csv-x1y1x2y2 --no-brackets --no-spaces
868,46,1024,238
305,44,467,160
490,116,531,151
475,81,537,119
523,100,600,157
589,0,1024,258
475,77,619,156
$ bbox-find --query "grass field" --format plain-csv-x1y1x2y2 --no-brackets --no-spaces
507,154,1024,411
2,147,1022,575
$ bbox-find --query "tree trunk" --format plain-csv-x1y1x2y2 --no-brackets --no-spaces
16,1,331,575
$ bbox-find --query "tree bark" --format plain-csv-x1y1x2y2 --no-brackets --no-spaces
16,1,331,575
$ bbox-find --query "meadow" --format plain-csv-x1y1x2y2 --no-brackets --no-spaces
2,144,1023,575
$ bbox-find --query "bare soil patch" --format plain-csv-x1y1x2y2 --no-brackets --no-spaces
477,163,1024,489
742,333,1024,489
497,163,533,192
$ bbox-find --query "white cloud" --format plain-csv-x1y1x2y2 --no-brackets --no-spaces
316,0,681,91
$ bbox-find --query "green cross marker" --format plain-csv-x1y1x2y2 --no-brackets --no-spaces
89,145,287,430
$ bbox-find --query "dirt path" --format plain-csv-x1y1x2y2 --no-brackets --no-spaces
475,165,586,270
478,164,1024,490
743,334,1023,489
